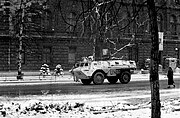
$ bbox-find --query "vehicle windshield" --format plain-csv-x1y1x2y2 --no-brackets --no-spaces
75,61,90,68
74,63,80,68
84,63,89,66
80,63,84,67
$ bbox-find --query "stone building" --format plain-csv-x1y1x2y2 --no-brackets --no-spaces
0,0,180,71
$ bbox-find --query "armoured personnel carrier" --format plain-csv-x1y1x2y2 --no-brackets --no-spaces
73,59,134,85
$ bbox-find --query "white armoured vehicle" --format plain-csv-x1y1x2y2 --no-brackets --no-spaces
73,60,134,85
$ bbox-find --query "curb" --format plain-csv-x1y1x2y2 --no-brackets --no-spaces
0,71,71,77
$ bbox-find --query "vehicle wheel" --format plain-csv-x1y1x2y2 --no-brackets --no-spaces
107,77,118,84
81,79,92,85
93,72,105,85
119,71,131,84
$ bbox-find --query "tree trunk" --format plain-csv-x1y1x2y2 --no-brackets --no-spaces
17,1,25,80
147,0,161,118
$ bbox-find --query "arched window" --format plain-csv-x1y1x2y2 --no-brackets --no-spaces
157,14,163,32
175,0,180,4
170,0,176,5
43,46,52,64
178,15,180,23
67,12,76,32
170,15,177,35
120,11,131,33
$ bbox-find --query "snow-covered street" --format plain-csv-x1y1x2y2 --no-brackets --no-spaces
0,88,180,118
0,72,180,117
0,98,180,118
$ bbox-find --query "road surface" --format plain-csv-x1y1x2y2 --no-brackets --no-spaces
0,73,179,105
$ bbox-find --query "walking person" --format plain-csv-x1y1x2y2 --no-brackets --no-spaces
167,67,175,88
69,63,79,82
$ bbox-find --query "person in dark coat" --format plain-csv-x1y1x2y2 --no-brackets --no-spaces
167,67,175,88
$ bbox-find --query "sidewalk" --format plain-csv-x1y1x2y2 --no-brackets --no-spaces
0,70,72,83
0,70,71,77
0,70,180,83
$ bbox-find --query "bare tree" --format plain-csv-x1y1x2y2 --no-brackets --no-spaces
16,0,48,79
57,0,148,60
58,0,161,117
147,0,161,117
2,0,49,79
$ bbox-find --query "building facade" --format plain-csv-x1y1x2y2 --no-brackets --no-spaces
0,0,180,71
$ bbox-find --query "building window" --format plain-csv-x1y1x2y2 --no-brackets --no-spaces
68,46,76,63
157,14,163,32
170,15,177,35
178,16,180,23
67,12,76,32
170,0,176,4
178,16,180,34
175,0,180,4
22,50,25,64
43,11,52,31
42,46,51,64
144,20,150,33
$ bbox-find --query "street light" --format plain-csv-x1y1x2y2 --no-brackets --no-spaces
175,47,178,51
175,47,179,66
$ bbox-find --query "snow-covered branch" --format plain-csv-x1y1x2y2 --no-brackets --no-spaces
110,43,135,57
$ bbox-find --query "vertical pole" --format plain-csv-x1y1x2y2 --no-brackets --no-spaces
132,0,139,63
9,10,14,71
93,38,96,61
8,38,11,71
132,0,136,61
175,47,179,66
147,0,161,118
94,3,99,61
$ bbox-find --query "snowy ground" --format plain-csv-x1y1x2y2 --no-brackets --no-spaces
0,72,180,118
0,93,180,118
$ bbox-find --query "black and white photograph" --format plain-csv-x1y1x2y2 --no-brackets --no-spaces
0,0,180,118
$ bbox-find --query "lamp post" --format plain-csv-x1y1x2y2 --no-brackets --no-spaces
175,47,179,66
158,32,163,65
